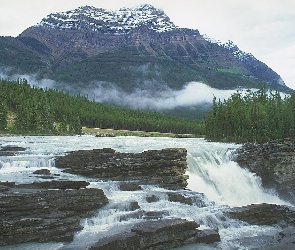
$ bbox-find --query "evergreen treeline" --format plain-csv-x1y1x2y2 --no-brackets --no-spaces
0,79,204,135
205,86,295,143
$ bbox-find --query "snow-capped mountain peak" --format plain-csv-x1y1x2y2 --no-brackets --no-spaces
37,4,177,33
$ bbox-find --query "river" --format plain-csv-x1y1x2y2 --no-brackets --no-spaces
0,135,290,249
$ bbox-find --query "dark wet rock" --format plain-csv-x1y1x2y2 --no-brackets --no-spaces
15,180,90,190
55,148,188,189
0,181,15,188
192,229,221,244
228,203,295,226
33,168,51,175
129,201,141,211
146,194,160,203
119,182,142,191
0,185,9,192
0,145,26,151
168,191,208,207
0,145,26,156
228,203,295,249
235,138,295,203
0,151,15,156
0,188,108,246
142,211,169,220
95,132,115,137
90,218,220,250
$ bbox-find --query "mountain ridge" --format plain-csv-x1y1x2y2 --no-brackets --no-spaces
0,4,291,100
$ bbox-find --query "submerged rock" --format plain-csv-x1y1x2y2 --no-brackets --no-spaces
55,148,188,189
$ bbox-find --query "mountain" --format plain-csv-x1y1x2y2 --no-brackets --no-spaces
0,4,291,103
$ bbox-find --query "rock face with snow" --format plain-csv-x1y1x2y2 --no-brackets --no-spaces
0,4,289,94
38,4,177,34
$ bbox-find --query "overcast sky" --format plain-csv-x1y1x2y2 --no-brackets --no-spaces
1,0,295,89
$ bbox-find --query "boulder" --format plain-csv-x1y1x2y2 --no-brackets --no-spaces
55,148,188,189
33,169,51,175
168,191,208,207
145,194,160,203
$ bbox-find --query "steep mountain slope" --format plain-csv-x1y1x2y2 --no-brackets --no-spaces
0,4,290,95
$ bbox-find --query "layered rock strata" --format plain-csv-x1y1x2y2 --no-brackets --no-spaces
55,148,188,189
0,183,108,245
228,203,295,250
235,138,295,203
90,219,220,250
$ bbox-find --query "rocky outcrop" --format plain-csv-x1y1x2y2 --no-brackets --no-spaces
55,148,188,189
168,190,208,207
0,185,108,246
229,203,295,226
0,145,26,156
235,138,295,203
228,203,295,250
90,219,220,250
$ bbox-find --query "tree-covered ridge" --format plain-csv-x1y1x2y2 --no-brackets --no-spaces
205,87,295,143
0,79,204,135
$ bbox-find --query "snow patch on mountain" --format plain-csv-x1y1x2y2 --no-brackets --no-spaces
202,34,255,62
37,4,177,33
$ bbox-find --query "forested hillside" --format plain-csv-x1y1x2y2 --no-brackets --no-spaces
205,86,295,143
0,79,204,135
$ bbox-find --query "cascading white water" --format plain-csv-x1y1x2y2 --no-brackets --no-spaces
186,147,287,207
0,136,290,250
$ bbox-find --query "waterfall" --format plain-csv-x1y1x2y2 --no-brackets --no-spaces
186,146,287,206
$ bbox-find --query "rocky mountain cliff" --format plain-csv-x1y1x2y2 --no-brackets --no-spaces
0,4,291,97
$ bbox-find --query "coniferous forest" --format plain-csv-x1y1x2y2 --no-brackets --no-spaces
205,86,295,143
0,79,205,135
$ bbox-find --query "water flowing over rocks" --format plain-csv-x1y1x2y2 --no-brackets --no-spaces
228,203,295,249
0,182,108,246
89,219,220,250
234,138,295,203
55,148,188,189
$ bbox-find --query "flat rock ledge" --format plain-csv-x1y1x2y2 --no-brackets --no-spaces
55,148,188,190
90,219,220,250
228,203,295,250
0,182,108,246
234,138,295,203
